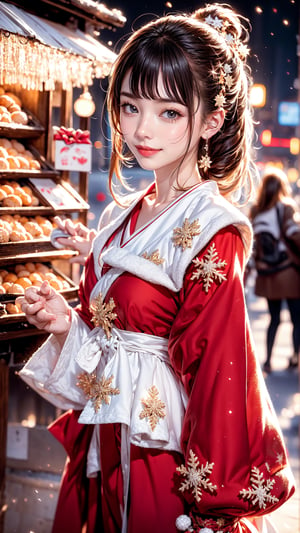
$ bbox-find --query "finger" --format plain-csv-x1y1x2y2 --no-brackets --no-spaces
69,254,86,265
74,222,89,238
23,286,42,304
24,300,45,316
36,308,56,322
35,280,53,298
64,218,77,236
56,237,75,249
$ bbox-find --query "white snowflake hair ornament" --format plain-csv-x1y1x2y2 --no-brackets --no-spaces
204,14,249,110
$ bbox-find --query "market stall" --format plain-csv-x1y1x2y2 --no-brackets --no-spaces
0,2,125,530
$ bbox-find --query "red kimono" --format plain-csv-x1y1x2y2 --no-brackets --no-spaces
20,182,295,533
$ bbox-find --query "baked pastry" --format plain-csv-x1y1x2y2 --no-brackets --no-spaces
3,272,18,283
5,92,22,107
9,230,26,242
0,187,8,200
17,277,32,289
6,156,21,170
29,159,41,170
24,221,43,238
0,139,12,149
10,283,24,294
0,227,9,243
16,156,30,170
11,110,28,125
1,184,14,195
6,303,22,314
0,95,16,110
2,194,22,207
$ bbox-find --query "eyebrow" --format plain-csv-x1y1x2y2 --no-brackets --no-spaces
120,90,180,104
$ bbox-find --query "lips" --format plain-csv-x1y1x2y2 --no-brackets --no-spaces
135,145,161,157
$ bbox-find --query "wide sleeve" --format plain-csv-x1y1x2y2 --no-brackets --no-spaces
168,226,295,528
19,252,98,409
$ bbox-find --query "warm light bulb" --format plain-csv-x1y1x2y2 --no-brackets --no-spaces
74,90,96,117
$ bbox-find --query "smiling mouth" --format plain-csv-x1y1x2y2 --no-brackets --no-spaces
135,145,161,156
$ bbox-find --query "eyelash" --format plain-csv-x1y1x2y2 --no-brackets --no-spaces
120,102,183,122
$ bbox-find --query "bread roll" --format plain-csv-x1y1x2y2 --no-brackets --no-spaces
11,110,28,125
2,194,22,207
0,227,9,243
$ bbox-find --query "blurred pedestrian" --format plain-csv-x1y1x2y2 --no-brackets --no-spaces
250,167,300,373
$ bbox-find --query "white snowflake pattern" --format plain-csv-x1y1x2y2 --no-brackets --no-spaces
176,449,217,502
239,467,279,510
191,242,227,293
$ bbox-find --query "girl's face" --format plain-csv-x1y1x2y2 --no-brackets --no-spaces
119,70,205,180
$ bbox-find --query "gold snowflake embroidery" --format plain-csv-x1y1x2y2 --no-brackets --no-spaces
172,218,201,250
191,242,227,293
176,449,217,502
215,92,226,108
77,372,120,412
139,385,166,431
90,293,117,338
142,249,165,265
239,466,279,509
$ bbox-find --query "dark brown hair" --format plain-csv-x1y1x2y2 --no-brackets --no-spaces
107,3,257,202
250,168,292,218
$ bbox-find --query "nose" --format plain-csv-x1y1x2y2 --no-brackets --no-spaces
135,111,154,140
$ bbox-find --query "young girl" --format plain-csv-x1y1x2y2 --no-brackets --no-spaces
17,4,295,533
250,168,300,373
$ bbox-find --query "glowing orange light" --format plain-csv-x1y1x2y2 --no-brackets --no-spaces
261,130,272,146
282,19,289,26
290,138,300,155
255,6,263,14
94,140,103,149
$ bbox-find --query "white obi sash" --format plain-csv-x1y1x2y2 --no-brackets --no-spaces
76,326,188,453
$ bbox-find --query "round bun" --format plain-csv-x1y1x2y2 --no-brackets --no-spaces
2,194,22,207
11,110,28,125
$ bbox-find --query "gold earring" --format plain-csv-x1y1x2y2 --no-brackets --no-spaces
198,138,211,172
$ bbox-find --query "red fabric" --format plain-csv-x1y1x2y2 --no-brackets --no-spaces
48,410,101,533
50,216,294,531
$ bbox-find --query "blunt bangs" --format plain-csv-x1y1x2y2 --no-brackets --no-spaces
125,40,196,107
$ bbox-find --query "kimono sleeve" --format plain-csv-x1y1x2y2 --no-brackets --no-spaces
168,226,295,529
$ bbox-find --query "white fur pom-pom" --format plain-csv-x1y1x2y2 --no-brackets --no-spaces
175,514,192,531
199,529,214,533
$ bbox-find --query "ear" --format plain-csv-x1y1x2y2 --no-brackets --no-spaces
202,109,225,139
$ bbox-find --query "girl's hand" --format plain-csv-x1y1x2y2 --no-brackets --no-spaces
16,281,71,336
53,216,97,264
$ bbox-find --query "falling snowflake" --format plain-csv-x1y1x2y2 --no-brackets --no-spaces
139,385,166,431
191,242,227,293
77,372,120,412
239,466,279,510
90,293,117,338
276,453,284,465
176,449,217,502
142,249,165,265
172,218,201,250
198,153,212,172
215,92,226,108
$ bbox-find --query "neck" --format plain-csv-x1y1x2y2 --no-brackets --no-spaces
152,168,201,205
